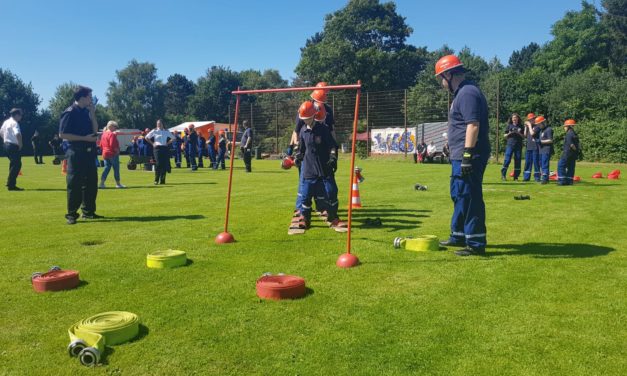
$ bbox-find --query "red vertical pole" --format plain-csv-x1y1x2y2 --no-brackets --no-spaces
223,93,241,233
346,82,361,255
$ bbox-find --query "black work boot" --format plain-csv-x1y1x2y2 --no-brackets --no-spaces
455,246,486,256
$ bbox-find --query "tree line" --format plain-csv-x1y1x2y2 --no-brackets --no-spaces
1,0,624,161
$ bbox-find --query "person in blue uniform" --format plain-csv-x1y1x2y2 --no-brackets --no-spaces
197,133,206,168
557,119,579,186
434,55,490,256
171,131,182,168
536,116,553,184
522,113,541,181
500,113,524,181
241,120,253,172
293,101,342,231
58,85,101,225
207,131,217,169
216,131,227,170
185,124,198,170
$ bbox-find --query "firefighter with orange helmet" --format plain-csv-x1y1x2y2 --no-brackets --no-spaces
435,54,490,256
557,119,580,185
535,116,553,184
523,113,541,181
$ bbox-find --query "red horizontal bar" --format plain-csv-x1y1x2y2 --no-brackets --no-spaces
232,84,361,95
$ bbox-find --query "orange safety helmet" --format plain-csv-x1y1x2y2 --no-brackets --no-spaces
435,55,464,76
314,103,326,122
311,89,327,103
564,119,576,127
534,116,546,124
526,113,536,120
315,82,329,92
298,101,317,119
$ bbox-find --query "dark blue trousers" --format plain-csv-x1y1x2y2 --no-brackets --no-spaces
557,157,576,185
540,153,551,182
448,157,488,249
3,143,21,188
216,150,226,169
523,150,541,181
501,146,522,179
208,149,216,169
300,177,338,222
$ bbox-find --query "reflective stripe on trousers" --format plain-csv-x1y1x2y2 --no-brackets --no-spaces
449,157,488,248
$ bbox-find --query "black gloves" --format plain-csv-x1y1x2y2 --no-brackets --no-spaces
327,154,338,173
461,147,474,176
294,153,303,168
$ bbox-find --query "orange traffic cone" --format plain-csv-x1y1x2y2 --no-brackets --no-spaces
18,170,23,176
351,180,362,209
62,160,68,175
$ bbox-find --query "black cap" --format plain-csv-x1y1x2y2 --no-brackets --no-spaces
9,108,22,115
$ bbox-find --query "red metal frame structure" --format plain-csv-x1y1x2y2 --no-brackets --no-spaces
215,82,362,268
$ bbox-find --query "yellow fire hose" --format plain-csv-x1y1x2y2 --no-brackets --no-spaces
146,250,187,269
393,235,440,252
67,311,139,366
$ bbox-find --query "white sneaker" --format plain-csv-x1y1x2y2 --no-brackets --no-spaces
116,183,126,188
99,183,106,189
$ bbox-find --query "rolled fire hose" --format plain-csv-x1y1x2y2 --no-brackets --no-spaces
31,266,80,292
146,250,187,269
256,274,306,300
67,311,139,367
393,235,440,252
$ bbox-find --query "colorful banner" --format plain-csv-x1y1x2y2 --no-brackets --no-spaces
370,128,416,154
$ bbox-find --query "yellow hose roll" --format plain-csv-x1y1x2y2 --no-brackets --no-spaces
146,250,187,269
67,311,139,366
393,235,440,252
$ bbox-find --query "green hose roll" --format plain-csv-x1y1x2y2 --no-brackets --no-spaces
146,250,187,269
67,311,139,366
393,235,440,252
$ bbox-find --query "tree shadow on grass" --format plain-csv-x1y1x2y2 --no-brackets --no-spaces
165,182,217,186
101,215,205,222
486,242,614,258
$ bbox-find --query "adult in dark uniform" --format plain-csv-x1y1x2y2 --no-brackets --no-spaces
207,131,216,169
216,131,227,170
58,85,101,225
171,131,182,168
145,119,175,185
500,113,523,180
185,124,198,171
31,130,44,164
49,133,62,164
536,116,553,184
523,113,541,181
435,55,490,256
197,133,206,168
241,120,253,172
557,119,579,186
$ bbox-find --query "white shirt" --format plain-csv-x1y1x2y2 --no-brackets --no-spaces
427,144,437,154
146,129,174,146
1,118,21,145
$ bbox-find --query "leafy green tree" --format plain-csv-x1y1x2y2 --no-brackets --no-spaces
508,42,540,72
534,1,609,75
188,66,241,123
0,68,40,124
164,74,195,117
600,0,627,75
107,60,165,130
296,0,427,90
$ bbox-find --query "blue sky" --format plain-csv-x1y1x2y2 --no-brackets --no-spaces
2,0,585,107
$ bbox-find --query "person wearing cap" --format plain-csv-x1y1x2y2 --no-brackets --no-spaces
207,131,217,169
500,113,524,181
216,131,227,170
557,119,580,186
434,55,490,256
58,85,101,224
1,108,24,191
292,101,345,233
99,121,125,189
240,120,253,172
536,116,553,184
145,119,175,185
523,113,541,181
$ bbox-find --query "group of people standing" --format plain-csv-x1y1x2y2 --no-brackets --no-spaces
501,113,580,185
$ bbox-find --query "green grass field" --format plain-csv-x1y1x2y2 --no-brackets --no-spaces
1,156,625,375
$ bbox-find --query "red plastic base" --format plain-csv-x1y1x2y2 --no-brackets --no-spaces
215,232,235,244
256,275,306,300
336,253,360,268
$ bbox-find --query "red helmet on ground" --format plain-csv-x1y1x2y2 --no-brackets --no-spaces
564,119,576,127
314,103,326,122
311,89,327,103
298,101,317,119
188,124,195,129
535,116,546,124
281,157,295,170
435,55,464,76
526,113,536,120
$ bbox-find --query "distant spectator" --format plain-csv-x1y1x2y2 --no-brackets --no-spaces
1,108,24,191
99,121,125,189
31,130,44,164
